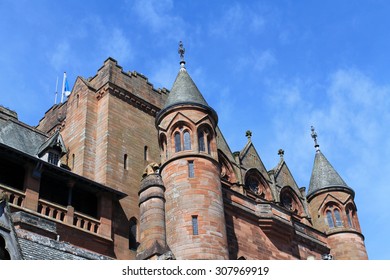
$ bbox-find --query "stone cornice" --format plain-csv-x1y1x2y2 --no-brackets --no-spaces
96,82,161,117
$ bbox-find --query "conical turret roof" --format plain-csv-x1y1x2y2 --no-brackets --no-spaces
162,69,210,110
307,150,353,198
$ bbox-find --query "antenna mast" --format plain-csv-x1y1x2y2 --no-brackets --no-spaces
54,76,59,104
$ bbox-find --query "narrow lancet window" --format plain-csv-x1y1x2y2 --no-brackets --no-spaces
198,131,205,152
192,215,199,235
346,209,353,228
124,154,128,170
188,160,194,178
174,132,181,152
184,131,191,150
144,146,149,161
326,211,335,228
334,209,343,227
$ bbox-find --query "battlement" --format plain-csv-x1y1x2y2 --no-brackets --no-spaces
86,57,168,110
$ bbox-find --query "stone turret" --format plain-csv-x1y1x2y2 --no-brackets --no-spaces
155,42,228,259
307,127,368,259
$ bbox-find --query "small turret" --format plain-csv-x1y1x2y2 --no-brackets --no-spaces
307,127,368,259
155,42,228,260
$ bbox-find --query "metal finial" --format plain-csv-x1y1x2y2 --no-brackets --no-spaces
178,41,186,69
246,130,252,140
278,149,284,158
311,126,320,151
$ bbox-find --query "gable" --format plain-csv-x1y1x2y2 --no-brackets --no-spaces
274,161,302,198
240,142,269,181
317,193,355,212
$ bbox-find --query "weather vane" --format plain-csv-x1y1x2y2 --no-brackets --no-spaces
178,41,186,69
311,126,320,151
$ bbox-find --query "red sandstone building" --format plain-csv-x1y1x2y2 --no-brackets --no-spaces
0,48,368,260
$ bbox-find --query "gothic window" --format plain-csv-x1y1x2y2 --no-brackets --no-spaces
129,217,138,250
326,210,335,228
160,134,168,160
198,131,205,152
334,209,343,227
346,209,353,228
281,192,293,211
173,126,192,153
183,131,191,150
244,170,270,200
198,128,212,154
247,176,259,193
346,205,356,228
325,205,343,229
174,132,181,152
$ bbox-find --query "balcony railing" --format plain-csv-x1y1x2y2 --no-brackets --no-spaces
38,199,100,234
0,184,25,208
0,184,101,236
38,199,66,222
73,211,100,234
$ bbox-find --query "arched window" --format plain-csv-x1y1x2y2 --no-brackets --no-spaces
198,131,205,152
198,128,212,154
325,205,343,229
334,209,343,227
247,176,259,193
129,218,138,250
281,192,293,211
174,132,181,152
346,209,353,228
326,210,335,228
183,131,191,150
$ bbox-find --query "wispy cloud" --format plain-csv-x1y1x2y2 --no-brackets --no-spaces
49,41,71,71
130,0,185,40
101,28,133,64
209,2,265,38
263,67,390,190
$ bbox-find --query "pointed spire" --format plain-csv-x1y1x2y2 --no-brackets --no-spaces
311,126,320,152
307,128,353,198
157,42,218,124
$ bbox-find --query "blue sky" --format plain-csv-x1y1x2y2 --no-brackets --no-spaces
0,0,389,259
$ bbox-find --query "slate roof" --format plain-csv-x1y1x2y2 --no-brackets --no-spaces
36,130,67,157
163,68,209,109
157,67,218,123
0,118,48,157
307,150,353,198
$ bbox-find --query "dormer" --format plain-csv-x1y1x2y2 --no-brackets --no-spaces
37,131,67,167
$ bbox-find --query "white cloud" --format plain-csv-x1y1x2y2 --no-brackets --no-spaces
209,3,265,38
101,28,133,64
234,49,276,74
49,41,71,71
130,0,185,40
262,67,390,193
